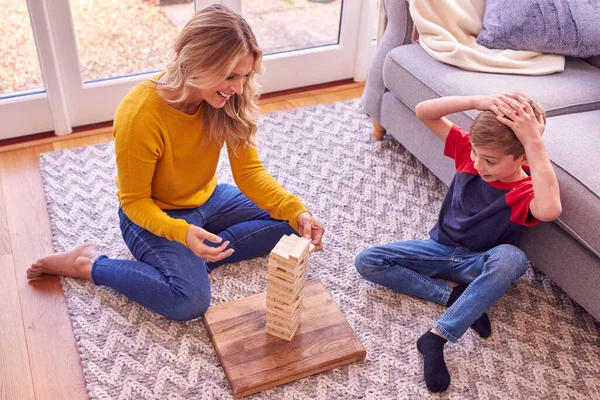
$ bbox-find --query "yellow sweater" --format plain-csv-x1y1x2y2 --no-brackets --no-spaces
113,77,308,246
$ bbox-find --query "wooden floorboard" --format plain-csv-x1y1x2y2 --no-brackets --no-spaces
0,174,11,256
0,146,87,400
0,253,35,400
0,85,363,399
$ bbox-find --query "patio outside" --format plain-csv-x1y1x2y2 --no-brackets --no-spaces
1,0,344,95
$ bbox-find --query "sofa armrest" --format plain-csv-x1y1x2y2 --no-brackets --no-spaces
362,0,414,124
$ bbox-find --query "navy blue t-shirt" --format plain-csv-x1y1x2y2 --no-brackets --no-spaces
429,125,539,252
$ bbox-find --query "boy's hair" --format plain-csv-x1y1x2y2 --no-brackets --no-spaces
470,96,545,159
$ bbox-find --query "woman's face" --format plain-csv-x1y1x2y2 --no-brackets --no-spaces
200,54,254,109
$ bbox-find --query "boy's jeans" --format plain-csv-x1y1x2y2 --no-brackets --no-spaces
355,239,527,342
91,184,295,321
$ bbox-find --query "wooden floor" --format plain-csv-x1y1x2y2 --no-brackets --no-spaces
0,83,364,400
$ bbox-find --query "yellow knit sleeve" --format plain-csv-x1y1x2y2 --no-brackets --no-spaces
227,143,309,231
114,112,190,245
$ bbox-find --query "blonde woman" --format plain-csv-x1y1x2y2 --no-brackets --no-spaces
27,5,324,321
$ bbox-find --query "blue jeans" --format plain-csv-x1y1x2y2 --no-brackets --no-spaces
91,184,296,321
355,239,527,342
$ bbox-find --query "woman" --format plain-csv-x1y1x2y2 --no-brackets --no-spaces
27,5,324,321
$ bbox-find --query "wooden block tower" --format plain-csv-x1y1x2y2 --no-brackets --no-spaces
265,234,314,341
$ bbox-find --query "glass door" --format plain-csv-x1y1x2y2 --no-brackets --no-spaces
0,0,63,139
1,0,375,139
215,0,366,93
46,0,194,128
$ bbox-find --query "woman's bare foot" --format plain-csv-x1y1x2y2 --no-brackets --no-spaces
27,243,97,280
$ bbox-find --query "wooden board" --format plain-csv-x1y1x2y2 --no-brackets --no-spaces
203,279,366,398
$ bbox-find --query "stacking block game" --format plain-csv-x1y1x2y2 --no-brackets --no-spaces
265,234,314,341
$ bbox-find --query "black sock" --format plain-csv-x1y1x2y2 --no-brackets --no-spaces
416,331,450,392
448,284,492,338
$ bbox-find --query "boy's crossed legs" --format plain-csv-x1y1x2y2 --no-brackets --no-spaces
355,239,527,392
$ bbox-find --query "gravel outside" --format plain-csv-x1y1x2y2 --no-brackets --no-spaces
1,0,342,95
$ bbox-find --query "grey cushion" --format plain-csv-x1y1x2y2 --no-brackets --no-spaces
544,110,600,256
383,45,600,121
477,0,600,58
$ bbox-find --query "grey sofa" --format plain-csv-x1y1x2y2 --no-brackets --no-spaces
362,0,600,320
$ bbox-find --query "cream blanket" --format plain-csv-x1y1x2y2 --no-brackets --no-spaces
409,0,565,75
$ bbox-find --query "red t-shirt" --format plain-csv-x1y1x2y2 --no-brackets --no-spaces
429,125,539,251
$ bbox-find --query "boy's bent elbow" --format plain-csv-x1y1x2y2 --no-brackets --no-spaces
537,204,562,222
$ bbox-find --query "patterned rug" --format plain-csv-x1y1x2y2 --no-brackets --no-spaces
39,99,600,399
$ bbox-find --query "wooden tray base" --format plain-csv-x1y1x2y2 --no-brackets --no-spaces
202,279,366,398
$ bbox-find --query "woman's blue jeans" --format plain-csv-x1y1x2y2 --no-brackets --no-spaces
355,239,527,342
91,184,295,321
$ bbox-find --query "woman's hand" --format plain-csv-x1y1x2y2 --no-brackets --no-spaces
185,225,234,262
297,212,324,251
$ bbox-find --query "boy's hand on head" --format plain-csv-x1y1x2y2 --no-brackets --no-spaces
492,94,545,147
473,94,510,112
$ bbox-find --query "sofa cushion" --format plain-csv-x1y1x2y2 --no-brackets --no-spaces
477,0,600,58
543,110,600,257
383,44,600,123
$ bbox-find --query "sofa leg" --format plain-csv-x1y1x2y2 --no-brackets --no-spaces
372,119,386,140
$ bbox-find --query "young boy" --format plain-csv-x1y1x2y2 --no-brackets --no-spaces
355,94,562,392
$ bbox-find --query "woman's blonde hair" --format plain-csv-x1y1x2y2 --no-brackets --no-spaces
161,4,263,149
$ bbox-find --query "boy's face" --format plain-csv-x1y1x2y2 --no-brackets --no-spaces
470,144,527,183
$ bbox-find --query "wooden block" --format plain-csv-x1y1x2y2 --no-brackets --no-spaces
267,276,294,292
279,234,299,247
265,288,298,306
267,265,295,281
265,312,300,334
268,252,298,269
271,236,294,258
265,316,301,340
286,233,315,254
266,307,300,325
267,279,303,300
265,293,291,308
268,270,295,286
266,299,302,321
270,242,294,259
281,234,315,255
203,279,367,398
268,256,305,276
289,237,311,262
266,294,303,315
268,271,306,294
266,281,296,301
265,324,299,341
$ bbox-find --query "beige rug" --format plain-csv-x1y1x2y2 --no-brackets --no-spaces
39,99,600,399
